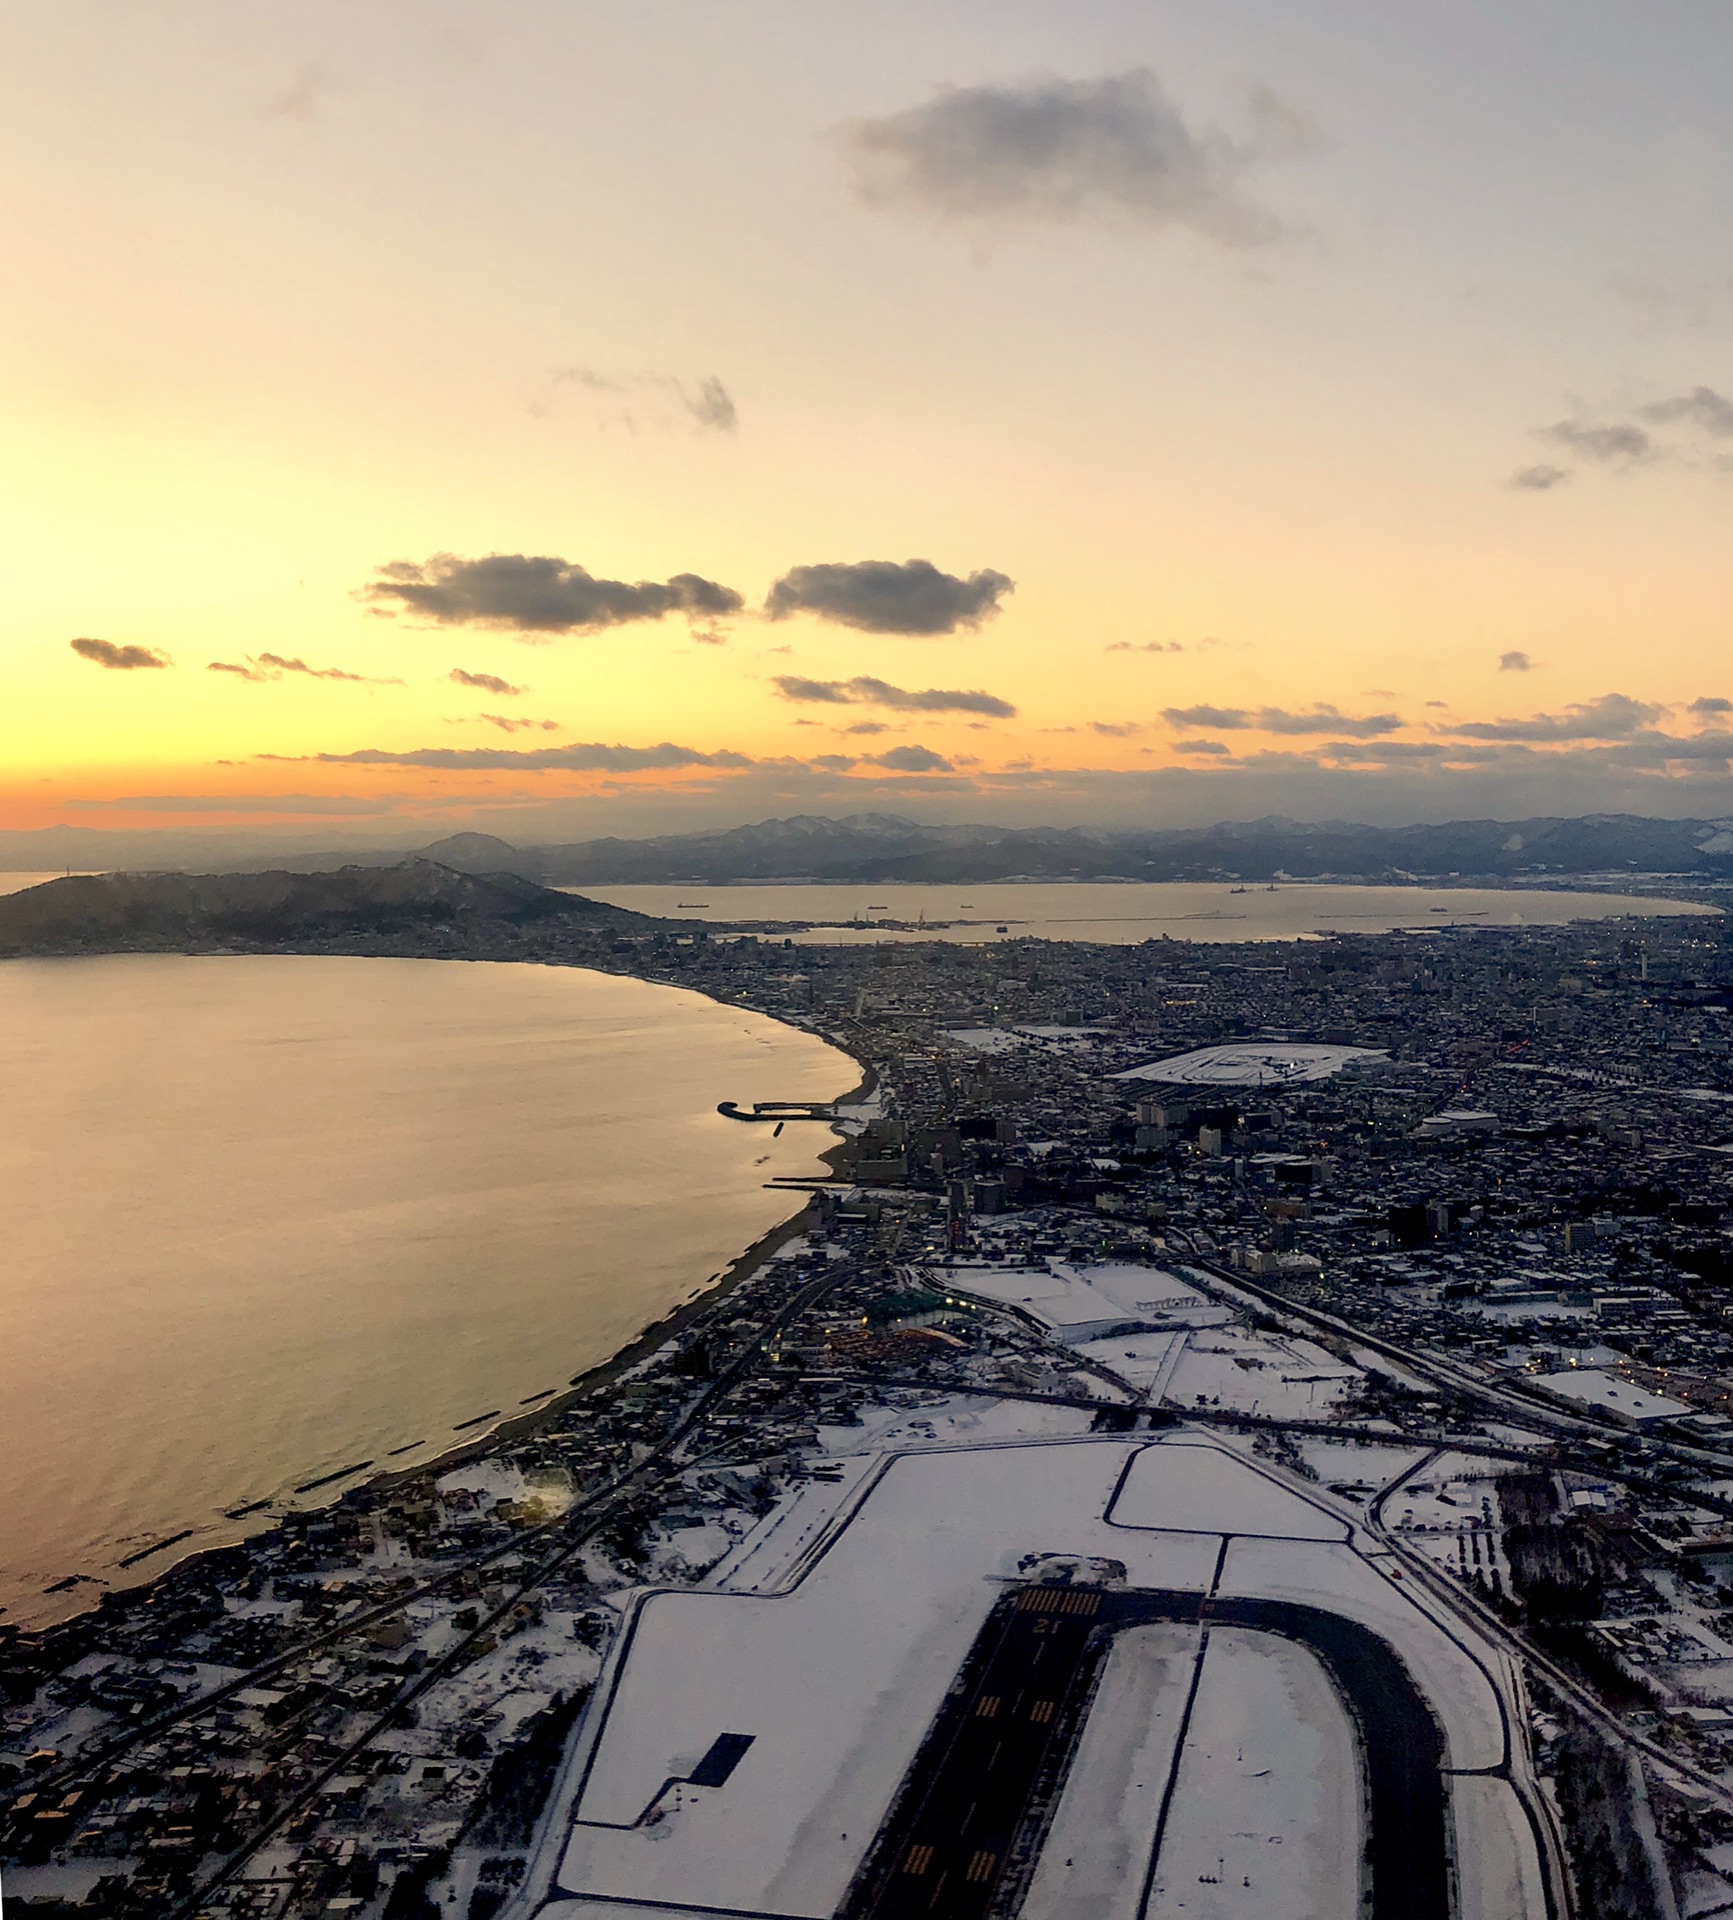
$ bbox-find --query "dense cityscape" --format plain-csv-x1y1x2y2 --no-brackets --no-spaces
4,883,1733,1917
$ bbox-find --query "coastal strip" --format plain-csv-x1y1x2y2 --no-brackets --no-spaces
24,1011,872,1627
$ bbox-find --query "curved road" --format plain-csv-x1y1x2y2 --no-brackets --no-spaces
840,1580,1448,1920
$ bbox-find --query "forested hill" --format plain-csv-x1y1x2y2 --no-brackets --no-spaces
0,860,648,955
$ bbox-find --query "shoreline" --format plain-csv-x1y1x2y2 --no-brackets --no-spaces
3,991,872,1643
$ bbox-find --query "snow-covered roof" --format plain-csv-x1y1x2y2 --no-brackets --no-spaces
1112,1042,1388,1087
1532,1367,1691,1426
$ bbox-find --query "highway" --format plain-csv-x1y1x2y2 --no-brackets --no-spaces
841,1580,1448,1920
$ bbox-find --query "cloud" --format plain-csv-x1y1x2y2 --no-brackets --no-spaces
450,668,526,696
1509,464,1570,491
290,741,759,773
1159,702,1400,736
835,70,1300,245
1089,720,1142,736
771,673,1016,717
1446,691,1665,742
1640,386,1733,437
208,652,399,685
480,715,561,734
529,369,739,435
1538,419,1657,467
271,734,967,781
1691,696,1733,716
1255,705,1402,737
869,744,954,772
362,553,744,634
1172,738,1231,755
1499,650,1535,672
1105,639,1186,653
71,637,170,671
765,558,1013,635
1522,386,1733,485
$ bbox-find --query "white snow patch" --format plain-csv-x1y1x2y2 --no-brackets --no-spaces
1144,1627,1362,1920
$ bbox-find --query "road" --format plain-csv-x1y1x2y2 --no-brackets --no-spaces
840,1580,1449,1920
143,1259,869,1920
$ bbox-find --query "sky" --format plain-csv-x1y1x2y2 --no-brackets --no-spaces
5,0,1733,850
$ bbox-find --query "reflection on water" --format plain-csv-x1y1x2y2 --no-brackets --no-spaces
575,880,1717,945
0,955,853,1624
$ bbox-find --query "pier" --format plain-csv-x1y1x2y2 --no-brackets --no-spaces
717,1099,837,1122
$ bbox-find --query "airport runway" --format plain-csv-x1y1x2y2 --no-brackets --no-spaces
841,1581,1448,1920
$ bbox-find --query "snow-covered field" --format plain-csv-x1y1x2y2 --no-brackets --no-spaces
943,1261,1229,1344
1021,1623,1200,1920
1161,1328,1363,1419
1144,1627,1362,1920
543,1432,1540,1920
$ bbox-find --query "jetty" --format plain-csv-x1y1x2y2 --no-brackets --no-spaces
717,1099,837,1123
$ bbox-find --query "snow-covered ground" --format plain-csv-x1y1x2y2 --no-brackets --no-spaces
1020,1623,1200,1920
542,1432,1539,1919
1161,1329,1363,1419
1112,1042,1387,1087
1144,1627,1362,1920
1108,1437,1348,1542
942,1261,1227,1344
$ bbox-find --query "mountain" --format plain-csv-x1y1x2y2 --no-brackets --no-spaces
415,831,530,873
0,860,645,956
470,811,1733,886
12,810,1733,893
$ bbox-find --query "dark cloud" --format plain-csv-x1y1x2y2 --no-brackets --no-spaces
1499,651,1534,672
363,554,744,634
1640,386,1733,437
765,559,1013,636
774,676,851,705
771,673,1016,717
480,715,561,734
1446,691,1665,742
1509,464,1570,491
1172,739,1231,755
209,653,398,685
1692,696,1733,715
1539,419,1657,467
1159,702,1399,736
869,744,954,772
836,70,1301,245
71,636,170,671
530,369,739,435
1089,720,1142,736
450,668,526,696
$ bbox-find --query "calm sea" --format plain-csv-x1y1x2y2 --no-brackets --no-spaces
0,956,854,1626
575,879,1718,944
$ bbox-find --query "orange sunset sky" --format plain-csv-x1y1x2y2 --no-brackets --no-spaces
5,1,1732,850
